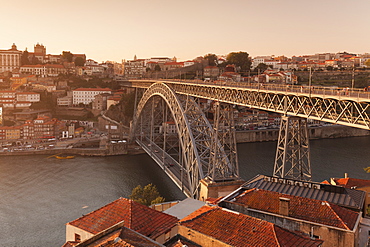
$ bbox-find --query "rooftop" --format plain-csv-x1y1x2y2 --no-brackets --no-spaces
180,205,323,247
239,174,365,211
67,198,178,239
227,188,359,230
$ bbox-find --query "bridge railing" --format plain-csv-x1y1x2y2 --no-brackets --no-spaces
162,79,370,102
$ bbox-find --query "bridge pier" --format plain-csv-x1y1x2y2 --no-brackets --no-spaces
273,116,312,181
198,178,245,201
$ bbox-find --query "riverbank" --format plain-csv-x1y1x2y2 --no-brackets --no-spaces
0,125,367,156
0,142,129,157
235,125,369,143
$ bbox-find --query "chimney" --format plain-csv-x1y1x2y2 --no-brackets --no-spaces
279,197,290,216
344,173,348,178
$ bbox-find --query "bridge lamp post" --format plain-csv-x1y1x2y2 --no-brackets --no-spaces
308,67,312,96
351,64,355,89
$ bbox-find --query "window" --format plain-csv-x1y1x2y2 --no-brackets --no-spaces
75,233,81,242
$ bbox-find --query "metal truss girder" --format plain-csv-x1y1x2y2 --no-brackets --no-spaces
164,82,370,130
131,82,234,198
273,116,312,181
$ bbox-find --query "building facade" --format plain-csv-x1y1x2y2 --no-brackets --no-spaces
72,88,112,105
0,44,22,73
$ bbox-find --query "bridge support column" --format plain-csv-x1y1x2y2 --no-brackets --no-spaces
210,102,239,180
273,116,312,181
198,178,245,201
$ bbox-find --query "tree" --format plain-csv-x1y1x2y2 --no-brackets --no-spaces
365,59,370,68
254,63,269,73
226,51,251,75
62,51,73,62
74,56,85,66
129,183,165,206
204,53,218,66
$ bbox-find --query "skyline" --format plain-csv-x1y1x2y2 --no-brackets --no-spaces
1,0,370,62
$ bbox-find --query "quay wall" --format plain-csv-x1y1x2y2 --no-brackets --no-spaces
0,143,127,157
235,125,370,143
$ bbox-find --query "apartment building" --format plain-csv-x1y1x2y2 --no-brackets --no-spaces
72,88,112,105
20,64,67,77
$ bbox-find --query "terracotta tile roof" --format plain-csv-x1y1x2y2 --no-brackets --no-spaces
205,197,223,204
231,188,359,230
331,177,370,189
62,241,79,247
67,198,177,239
180,205,322,247
243,174,365,211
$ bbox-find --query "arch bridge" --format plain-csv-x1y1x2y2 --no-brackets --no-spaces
127,79,370,198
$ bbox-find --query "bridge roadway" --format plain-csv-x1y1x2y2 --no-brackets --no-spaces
126,79,370,130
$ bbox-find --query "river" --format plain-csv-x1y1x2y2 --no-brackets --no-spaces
0,136,370,246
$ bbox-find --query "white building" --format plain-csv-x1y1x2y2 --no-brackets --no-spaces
0,44,22,73
72,88,112,105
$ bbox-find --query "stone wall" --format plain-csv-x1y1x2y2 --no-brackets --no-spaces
236,125,370,143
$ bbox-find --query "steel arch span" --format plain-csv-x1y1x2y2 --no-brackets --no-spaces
130,82,238,198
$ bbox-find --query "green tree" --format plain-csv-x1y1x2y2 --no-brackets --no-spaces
226,51,251,75
74,56,85,66
62,51,73,62
254,63,269,73
129,183,165,206
21,50,30,65
204,53,218,66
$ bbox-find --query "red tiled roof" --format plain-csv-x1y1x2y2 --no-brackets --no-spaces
332,177,370,189
180,205,322,247
67,198,177,239
61,241,79,247
232,189,359,230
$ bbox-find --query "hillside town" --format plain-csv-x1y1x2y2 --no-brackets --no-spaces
1,43,369,150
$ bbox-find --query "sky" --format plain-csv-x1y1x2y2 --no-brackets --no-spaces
1,0,369,63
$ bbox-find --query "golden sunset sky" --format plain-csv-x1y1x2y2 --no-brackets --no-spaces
1,0,369,62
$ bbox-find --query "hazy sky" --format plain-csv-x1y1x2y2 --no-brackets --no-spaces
1,0,369,62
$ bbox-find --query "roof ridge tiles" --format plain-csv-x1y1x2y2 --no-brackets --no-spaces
325,202,350,230
67,197,126,226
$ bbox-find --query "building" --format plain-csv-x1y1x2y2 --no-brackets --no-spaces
72,88,112,105
124,58,146,79
0,44,22,73
203,66,219,79
92,93,111,111
16,92,40,102
57,96,73,107
33,116,63,139
322,174,370,216
178,204,323,246
62,221,165,247
65,198,178,244
20,64,67,77
219,188,361,247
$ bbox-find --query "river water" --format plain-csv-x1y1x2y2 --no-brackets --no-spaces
0,136,370,246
